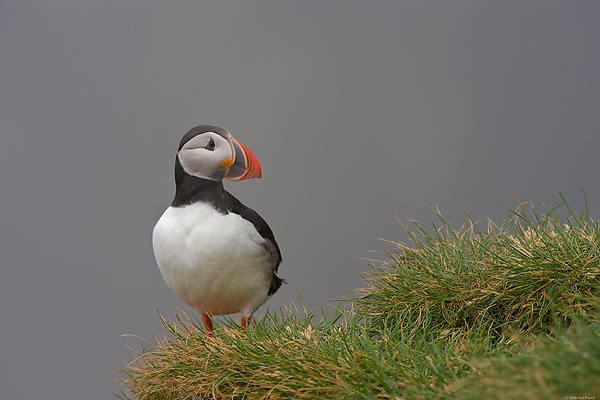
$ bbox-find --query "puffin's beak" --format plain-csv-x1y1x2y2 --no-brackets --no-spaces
225,138,262,181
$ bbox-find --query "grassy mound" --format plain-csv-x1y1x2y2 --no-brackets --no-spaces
119,194,600,399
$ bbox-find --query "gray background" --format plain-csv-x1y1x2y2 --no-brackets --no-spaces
1,1,599,399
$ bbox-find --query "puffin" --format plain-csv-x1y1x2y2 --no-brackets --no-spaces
152,125,284,334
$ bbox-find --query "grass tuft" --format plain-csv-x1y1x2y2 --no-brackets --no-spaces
358,194,600,340
119,193,600,399
446,315,600,399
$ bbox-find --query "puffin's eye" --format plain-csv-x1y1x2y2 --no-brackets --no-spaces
205,138,216,151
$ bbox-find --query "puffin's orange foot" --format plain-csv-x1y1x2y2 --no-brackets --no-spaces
241,315,252,331
202,314,214,336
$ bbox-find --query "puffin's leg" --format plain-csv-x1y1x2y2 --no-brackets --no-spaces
241,314,252,331
202,314,214,335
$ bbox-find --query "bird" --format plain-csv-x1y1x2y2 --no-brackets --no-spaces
152,125,284,334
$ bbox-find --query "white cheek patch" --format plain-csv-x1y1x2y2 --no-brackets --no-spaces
179,151,209,178
178,134,233,181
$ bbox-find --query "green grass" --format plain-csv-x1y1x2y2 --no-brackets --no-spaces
118,193,600,399
446,316,600,399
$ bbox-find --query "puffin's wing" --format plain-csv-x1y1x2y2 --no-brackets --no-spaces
226,192,281,263
226,192,284,289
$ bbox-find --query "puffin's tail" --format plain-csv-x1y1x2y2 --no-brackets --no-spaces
268,273,286,296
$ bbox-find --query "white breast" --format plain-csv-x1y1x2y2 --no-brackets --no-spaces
152,202,272,316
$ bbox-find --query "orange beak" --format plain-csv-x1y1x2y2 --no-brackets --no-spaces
225,138,262,181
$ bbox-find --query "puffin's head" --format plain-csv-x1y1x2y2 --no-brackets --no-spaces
177,125,262,182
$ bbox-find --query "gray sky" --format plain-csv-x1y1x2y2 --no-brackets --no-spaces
1,1,599,398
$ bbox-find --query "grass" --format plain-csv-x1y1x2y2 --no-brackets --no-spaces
118,192,600,399
447,315,600,399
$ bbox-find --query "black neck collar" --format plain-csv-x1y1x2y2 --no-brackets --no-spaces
171,158,231,213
